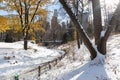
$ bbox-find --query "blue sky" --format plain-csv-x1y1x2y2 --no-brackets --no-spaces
0,10,8,15
0,10,16,15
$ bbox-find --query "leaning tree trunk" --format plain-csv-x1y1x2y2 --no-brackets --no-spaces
59,0,97,60
59,0,120,59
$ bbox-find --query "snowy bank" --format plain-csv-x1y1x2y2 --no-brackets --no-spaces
40,34,120,80
0,41,64,79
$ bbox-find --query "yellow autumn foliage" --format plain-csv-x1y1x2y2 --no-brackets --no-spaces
2,0,48,42
8,16,22,33
0,16,10,32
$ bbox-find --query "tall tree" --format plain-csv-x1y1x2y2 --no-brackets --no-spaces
59,0,97,60
92,0,120,55
73,0,81,49
59,0,120,60
3,0,48,50
92,0,103,53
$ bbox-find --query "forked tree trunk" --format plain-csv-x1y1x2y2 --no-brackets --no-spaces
59,0,120,59
59,0,97,60
91,0,106,54
92,0,120,55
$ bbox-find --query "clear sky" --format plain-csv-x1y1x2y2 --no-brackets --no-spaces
0,10,16,15
0,10,8,15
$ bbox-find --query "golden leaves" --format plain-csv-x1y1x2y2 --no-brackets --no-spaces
36,8,48,16
0,16,10,32
0,0,48,40
29,20,45,32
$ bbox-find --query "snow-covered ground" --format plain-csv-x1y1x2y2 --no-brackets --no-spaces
0,34,120,80
40,34,120,80
0,41,63,79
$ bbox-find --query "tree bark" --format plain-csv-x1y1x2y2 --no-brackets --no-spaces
91,0,105,54
97,37,107,55
91,0,102,45
72,0,80,49
92,0,120,55
24,37,28,50
76,31,80,49
59,0,120,59
59,0,97,60
23,0,29,50
24,30,28,50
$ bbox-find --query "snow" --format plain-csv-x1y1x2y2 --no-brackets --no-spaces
100,30,106,38
0,41,63,79
0,34,120,80
39,34,120,80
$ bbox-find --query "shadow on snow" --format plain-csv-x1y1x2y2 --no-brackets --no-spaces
57,62,109,80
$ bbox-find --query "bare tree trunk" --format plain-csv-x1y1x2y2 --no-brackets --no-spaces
23,1,29,50
95,37,107,55
24,31,28,50
59,0,97,60
92,0,120,55
59,0,120,59
76,31,80,49
24,38,28,50
73,0,81,49
91,0,102,45
91,0,105,54
102,2,120,55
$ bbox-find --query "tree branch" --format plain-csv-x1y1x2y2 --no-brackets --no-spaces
104,2,120,41
30,0,42,23
59,0,97,60
18,0,24,27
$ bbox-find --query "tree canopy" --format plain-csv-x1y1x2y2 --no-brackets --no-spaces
0,0,48,49
0,16,10,32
